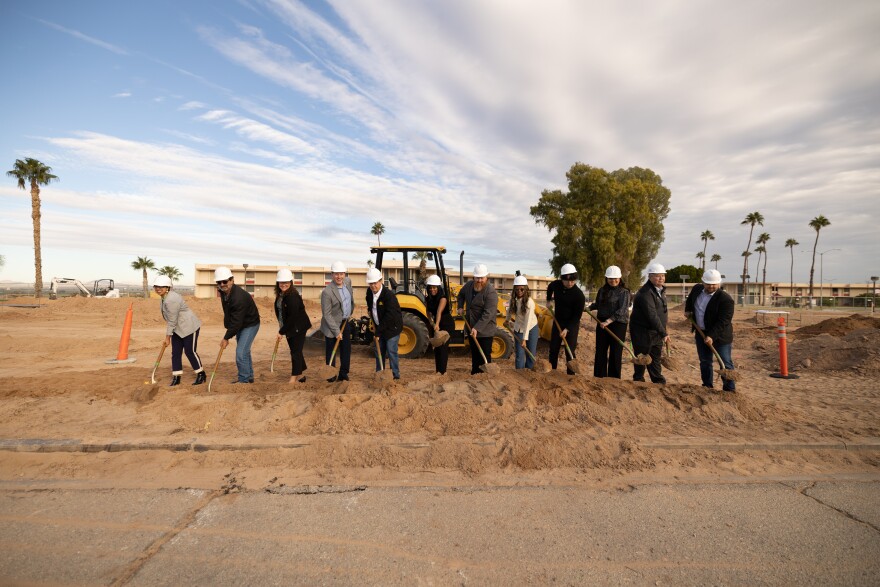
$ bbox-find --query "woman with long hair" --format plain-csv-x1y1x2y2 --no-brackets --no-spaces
425,274,454,374
275,269,312,384
507,275,538,369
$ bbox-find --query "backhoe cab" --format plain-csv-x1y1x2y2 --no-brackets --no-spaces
363,246,515,360
49,278,120,300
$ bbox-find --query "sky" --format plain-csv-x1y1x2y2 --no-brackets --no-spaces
1,0,878,288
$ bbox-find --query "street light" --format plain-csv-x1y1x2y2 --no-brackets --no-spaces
818,249,840,308
871,276,878,314
679,275,689,300
741,274,750,305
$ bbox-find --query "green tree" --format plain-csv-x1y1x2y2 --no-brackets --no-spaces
808,215,830,300
157,265,182,283
710,253,721,270
0,254,4,269
7,158,59,298
411,251,429,282
131,256,155,298
530,163,671,287
756,232,770,304
739,211,764,304
699,230,714,271
665,264,701,283
371,222,385,246
785,238,799,297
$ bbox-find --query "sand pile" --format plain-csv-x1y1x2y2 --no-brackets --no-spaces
794,313,880,338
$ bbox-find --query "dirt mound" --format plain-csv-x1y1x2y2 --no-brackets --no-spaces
786,328,880,373
795,314,880,338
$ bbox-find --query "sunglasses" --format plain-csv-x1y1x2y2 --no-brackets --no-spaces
215,280,229,285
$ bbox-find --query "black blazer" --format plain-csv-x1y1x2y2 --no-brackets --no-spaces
366,286,403,339
684,284,734,345
220,284,261,340
629,280,668,344
278,289,312,337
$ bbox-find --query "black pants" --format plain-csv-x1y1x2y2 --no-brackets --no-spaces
469,336,493,375
594,322,626,378
433,341,450,374
286,332,307,377
631,330,665,384
171,329,203,374
549,328,579,374
324,328,351,379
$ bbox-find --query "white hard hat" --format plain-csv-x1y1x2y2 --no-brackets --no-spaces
605,265,622,279
330,261,347,273
214,267,233,281
276,268,293,282
153,275,172,288
513,275,528,286
647,263,666,275
560,263,577,276
365,268,383,284
426,275,442,286
702,269,722,285
473,264,489,278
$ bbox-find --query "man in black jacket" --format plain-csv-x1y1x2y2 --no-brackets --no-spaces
546,263,585,374
215,267,261,384
684,269,736,392
630,263,668,384
366,268,403,379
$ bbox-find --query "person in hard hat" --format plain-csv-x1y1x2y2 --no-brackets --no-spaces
546,263,585,374
457,263,498,375
507,275,538,369
320,261,354,382
275,269,312,384
684,269,736,392
588,266,631,378
153,275,204,386
215,267,261,384
365,268,403,379
630,262,668,384
425,274,454,374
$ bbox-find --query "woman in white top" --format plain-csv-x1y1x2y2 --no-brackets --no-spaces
507,275,539,369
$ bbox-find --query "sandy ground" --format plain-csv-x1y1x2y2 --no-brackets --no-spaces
0,296,878,491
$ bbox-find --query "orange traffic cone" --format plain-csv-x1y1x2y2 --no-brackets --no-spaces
106,302,137,364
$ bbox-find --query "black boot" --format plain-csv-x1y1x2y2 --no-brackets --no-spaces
169,375,182,387
193,371,206,385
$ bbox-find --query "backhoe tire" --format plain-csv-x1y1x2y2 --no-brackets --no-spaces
491,329,515,360
399,313,430,359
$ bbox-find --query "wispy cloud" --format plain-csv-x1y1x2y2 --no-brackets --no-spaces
36,18,129,55
111,92,131,99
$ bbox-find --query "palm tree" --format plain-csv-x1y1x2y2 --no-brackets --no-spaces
699,230,715,271
808,215,831,300
366,259,374,268
756,232,770,304
412,251,429,282
131,256,155,298
157,265,182,283
7,158,59,298
785,238,799,299
371,222,385,246
710,254,721,270
740,211,764,305
695,251,705,270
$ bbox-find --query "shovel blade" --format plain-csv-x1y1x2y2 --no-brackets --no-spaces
373,369,394,382
479,363,501,375
429,331,450,348
532,358,552,374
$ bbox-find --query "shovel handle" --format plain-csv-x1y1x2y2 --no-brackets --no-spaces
208,345,225,393
270,337,281,373
326,318,350,367
586,310,637,359
547,306,575,360
505,324,537,362
686,315,726,368
150,341,168,384
374,336,386,371
462,316,491,365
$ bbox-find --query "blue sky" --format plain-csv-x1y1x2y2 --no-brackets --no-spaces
1,0,878,287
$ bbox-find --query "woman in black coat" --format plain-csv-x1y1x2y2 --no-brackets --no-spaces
425,274,454,374
588,266,631,379
275,269,312,384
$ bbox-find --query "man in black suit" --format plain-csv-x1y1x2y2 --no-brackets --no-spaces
630,263,669,383
366,268,403,379
684,269,736,392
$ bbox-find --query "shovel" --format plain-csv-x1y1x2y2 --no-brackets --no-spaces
426,312,451,348
316,319,350,381
586,310,651,366
505,323,551,373
686,315,739,381
546,307,582,374
661,340,681,371
462,316,501,375
270,336,281,373
207,345,225,393
373,336,394,381
149,341,168,384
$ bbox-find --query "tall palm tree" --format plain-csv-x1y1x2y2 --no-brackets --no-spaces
754,244,767,304
740,211,764,305
785,238,799,298
710,254,721,270
157,265,182,283
808,215,831,300
756,232,770,304
371,222,385,246
699,230,715,272
131,256,155,298
7,158,59,298
695,251,705,270
412,251,429,282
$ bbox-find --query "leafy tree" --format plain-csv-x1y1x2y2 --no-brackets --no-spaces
665,264,701,283
710,253,721,270
785,238,799,296
739,211,764,304
0,254,4,269
756,232,770,304
371,222,385,246
157,265,182,282
411,251,429,281
131,256,155,298
530,163,671,287
808,215,830,299
7,158,59,298
699,230,714,271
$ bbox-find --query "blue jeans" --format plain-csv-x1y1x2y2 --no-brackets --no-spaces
694,334,735,391
514,325,539,369
235,323,260,382
376,335,400,378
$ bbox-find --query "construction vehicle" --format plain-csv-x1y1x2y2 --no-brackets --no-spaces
350,246,552,360
48,278,120,300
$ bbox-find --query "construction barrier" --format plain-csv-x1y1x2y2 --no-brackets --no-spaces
106,302,137,364
769,315,797,379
